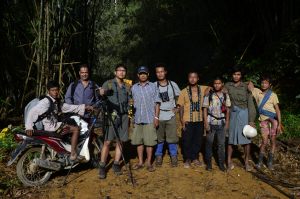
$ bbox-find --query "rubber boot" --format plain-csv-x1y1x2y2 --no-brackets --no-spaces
256,153,264,169
267,153,274,170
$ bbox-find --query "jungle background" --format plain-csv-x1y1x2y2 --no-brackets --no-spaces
0,0,300,198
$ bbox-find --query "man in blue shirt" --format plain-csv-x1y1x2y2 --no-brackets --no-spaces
131,66,161,172
65,64,99,106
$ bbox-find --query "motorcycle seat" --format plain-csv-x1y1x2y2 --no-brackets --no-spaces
32,130,63,139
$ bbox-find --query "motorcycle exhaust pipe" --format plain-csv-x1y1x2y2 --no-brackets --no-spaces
33,159,62,171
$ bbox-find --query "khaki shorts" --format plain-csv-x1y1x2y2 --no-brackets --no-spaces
105,114,129,142
131,123,157,146
157,116,178,143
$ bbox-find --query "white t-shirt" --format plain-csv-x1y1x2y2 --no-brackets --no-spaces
155,81,181,121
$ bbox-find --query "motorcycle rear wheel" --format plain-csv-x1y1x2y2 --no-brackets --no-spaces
16,147,52,186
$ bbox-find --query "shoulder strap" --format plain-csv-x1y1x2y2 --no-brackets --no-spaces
258,90,272,113
35,96,55,123
107,80,113,90
169,81,177,106
70,80,78,104
90,81,97,102
169,81,176,97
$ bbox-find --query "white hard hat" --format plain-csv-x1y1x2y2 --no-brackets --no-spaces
243,125,257,138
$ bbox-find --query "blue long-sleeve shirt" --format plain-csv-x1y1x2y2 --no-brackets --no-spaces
65,80,99,105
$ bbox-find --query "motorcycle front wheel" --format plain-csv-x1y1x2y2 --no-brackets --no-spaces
16,147,52,186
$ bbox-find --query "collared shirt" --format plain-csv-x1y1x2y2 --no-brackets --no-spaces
252,88,279,121
131,81,161,124
225,82,256,122
65,80,98,105
155,80,181,121
102,78,131,114
177,85,208,122
25,95,85,131
203,92,231,125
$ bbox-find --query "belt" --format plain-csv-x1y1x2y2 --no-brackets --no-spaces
160,109,172,112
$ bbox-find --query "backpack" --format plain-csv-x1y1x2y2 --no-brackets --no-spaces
70,80,97,104
24,96,57,130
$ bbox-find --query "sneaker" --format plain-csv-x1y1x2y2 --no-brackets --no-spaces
184,159,191,169
170,156,178,167
112,163,123,175
155,156,163,167
99,165,106,179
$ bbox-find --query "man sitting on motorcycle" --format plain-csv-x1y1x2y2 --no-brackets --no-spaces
25,81,93,161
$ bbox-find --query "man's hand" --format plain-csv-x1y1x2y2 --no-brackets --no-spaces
248,81,254,92
277,125,283,134
85,105,94,112
181,120,188,131
26,130,33,136
222,87,228,94
97,88,106,96
204,87,212,96
249,122,256,128
172,107,179,114
154,117,159,128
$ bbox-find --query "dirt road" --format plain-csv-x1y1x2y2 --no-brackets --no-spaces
44,157,287,199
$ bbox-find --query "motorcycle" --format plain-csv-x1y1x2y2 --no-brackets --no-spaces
7,110,104,187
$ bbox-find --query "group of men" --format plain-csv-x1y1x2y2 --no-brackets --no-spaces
25,63,282,179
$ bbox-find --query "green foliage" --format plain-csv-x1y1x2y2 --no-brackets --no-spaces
93,2,142,80
278,111,300,140
0,126,21,161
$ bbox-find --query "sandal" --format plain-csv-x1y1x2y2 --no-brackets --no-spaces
227,162,235,170
132,163,144,170
245,164,252,172
70,154,84,162
146,164,155,172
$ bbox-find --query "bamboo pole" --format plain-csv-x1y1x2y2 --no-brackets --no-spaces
20,50,36,108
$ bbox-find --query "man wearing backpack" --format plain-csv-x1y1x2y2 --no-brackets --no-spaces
25,81,93,161
154,64,181,167
65,64,101,106
98,64,131,179
203,77,231,172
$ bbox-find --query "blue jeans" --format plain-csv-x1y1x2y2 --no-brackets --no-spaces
155,142,177,156
205,125,225,165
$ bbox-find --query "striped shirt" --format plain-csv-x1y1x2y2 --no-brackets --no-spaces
131,81,161,124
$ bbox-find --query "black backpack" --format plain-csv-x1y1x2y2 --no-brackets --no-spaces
24,96,60,130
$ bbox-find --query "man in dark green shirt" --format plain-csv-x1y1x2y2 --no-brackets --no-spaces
98,64,131,179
